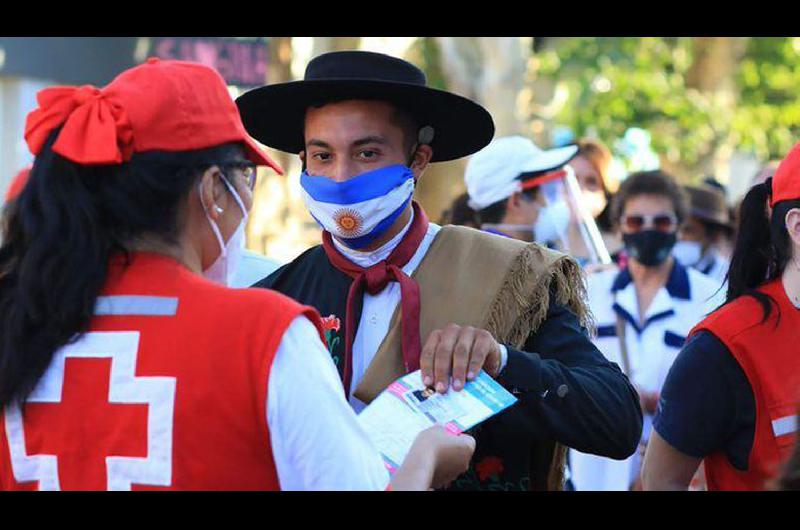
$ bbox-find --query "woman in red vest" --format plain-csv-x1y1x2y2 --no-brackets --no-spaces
0,59,474,491
641,143,800,490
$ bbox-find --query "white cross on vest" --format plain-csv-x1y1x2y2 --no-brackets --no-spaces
3,331,176,490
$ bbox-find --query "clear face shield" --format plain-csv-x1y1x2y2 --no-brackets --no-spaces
536,165,613,265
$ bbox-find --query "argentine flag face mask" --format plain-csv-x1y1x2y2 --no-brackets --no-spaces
300,164,415,249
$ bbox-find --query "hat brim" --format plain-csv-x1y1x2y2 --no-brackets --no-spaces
689,208,733,229
236,79,495,163
519,145,580,176
242,135,284,175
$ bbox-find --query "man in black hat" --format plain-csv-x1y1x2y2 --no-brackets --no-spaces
237,50,642,490
673,184,733,286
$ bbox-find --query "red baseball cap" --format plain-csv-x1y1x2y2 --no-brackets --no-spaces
5,166,31,202
771,141,800,206
24,58,282,174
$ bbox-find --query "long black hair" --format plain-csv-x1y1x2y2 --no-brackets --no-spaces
725,177,800,321
0,128,243,408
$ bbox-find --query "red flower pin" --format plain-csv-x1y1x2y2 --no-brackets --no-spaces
475,456,504,481
320,315,341,333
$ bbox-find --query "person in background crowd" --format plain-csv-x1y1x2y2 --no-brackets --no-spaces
570,170,723,490
566,139,624,264
642,143,800,491
0,59,475,491
439,192,478,228
703,177,737,262
464,135,578,244
673,184,733,286
240,52,641,490
702,176,725,193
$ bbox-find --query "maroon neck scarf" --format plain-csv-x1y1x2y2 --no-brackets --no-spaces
321,201,429,398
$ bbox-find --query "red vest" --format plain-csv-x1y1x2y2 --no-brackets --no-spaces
0,253,323,490
689,278,800,490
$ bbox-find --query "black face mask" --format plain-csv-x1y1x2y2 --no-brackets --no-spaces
623,230,677,267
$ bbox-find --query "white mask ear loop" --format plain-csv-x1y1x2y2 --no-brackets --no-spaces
199,175,246,259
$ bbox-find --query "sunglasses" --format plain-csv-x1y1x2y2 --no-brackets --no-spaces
621,213,678,232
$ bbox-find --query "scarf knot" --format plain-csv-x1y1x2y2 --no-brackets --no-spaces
364,262,399,294
322,201,429,398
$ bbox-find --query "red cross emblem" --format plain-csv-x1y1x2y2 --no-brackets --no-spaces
4,332,176,490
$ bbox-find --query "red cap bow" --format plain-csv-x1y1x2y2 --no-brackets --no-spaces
22,59,281,172
24,85,134,165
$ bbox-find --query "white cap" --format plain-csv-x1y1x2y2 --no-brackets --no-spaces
464,135,578,210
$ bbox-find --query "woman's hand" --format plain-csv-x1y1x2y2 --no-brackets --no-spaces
389,426,476,491
420,426,476,488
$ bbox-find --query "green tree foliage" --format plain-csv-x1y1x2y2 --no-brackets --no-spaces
405,37,448,91
536,38,721,171
536,37,800,175
734,37,800,160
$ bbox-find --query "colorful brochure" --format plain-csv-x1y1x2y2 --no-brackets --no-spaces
357,369,517,473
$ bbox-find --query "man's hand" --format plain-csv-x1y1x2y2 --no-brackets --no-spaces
420,323,502,393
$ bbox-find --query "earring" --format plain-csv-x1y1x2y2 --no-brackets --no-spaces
214,206,223,214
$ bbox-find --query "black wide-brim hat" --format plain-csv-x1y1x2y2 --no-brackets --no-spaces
235,51,495,162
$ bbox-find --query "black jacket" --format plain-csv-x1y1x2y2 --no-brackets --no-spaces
254,245,642,490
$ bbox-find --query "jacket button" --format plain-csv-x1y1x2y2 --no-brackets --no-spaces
557,384,569,398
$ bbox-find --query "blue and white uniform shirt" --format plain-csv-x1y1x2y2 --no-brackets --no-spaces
570,261,724,490
695,248,730,288
589,261,724,399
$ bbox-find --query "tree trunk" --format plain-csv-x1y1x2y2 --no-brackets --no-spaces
417,38,528,222
527,37,567,146
685,37,744,95
436,37,527,137
680,37,748,183
247,37,323,263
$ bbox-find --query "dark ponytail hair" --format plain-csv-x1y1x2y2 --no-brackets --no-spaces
0,128,244,407
725,177,800,321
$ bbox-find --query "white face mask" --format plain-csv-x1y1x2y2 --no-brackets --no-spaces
672,240,703,267
480,198,572,246
580,190,608,219
534,200,571,246
200,176,248,286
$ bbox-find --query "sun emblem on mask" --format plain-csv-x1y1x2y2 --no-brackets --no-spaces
333,208,363,236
